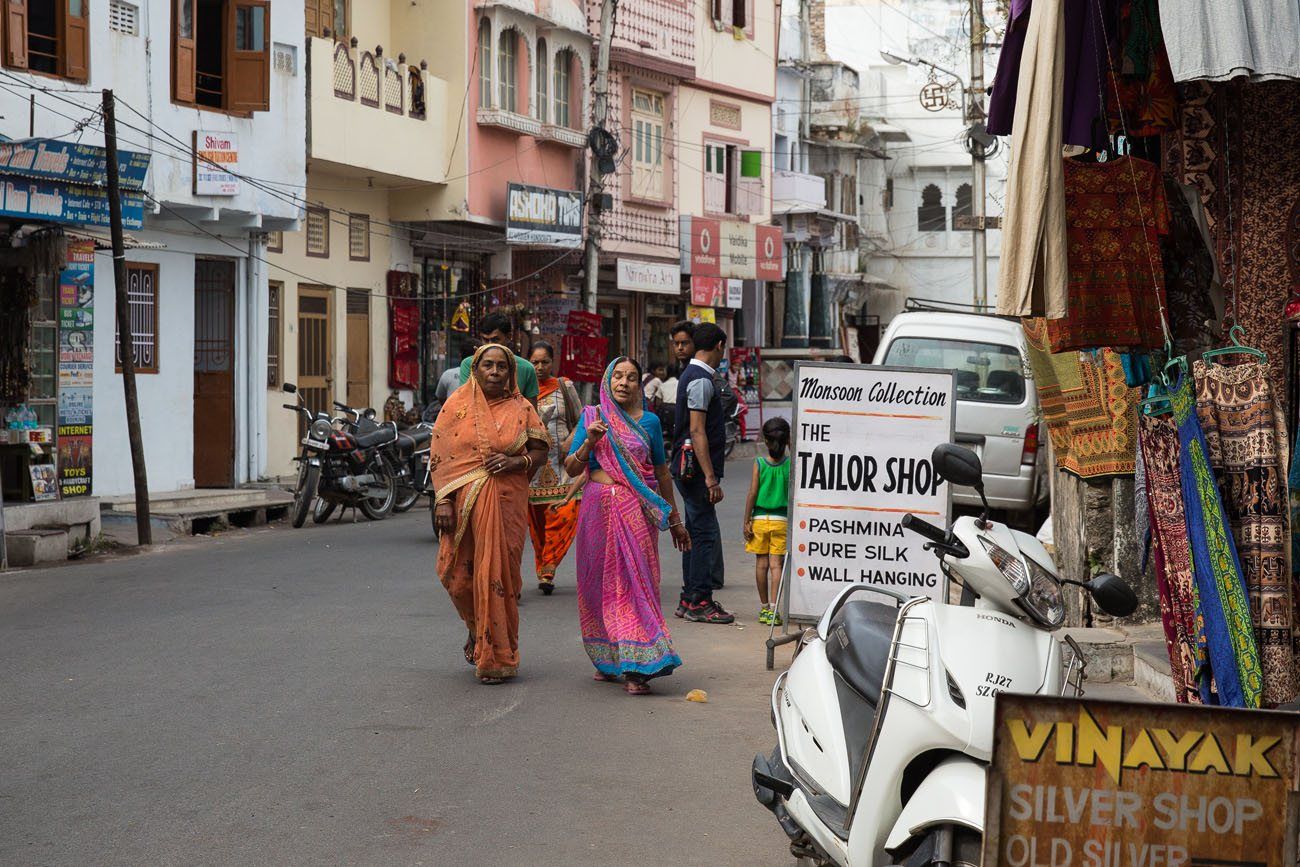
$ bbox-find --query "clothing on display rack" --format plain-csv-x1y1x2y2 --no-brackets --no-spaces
1139,412,1205,704
1042,156,1171,353
1157,0,1300,84
1023,320,1141,478
1106,0,1178,137
1193,359,1297,706
1169,368,1262,708
1160,176,1220,354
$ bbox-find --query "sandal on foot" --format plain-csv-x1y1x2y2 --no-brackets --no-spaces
538,579,555,596
623,677,651,696
479,676,506,685
463,636,476,667
593,672,621,683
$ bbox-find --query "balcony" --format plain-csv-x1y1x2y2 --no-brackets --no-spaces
773,170,827,215
307,37,447,186
541,123,586,148
476,108,543,137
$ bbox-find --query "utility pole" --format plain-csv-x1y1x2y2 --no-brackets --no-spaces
102,89,152,546
969,0,989,309
582,0,618,317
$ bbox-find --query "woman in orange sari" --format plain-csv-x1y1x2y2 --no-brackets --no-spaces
431,344,548,685
527,341,583,594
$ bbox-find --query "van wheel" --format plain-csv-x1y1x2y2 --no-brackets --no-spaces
892,825,981,866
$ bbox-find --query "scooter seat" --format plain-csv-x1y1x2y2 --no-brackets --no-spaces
825,599,897,706
397,428,432,454
352,425,398,449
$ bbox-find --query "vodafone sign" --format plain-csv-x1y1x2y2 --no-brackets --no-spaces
680,215,782,280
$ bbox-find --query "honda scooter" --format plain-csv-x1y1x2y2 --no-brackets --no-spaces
752,444,1137,866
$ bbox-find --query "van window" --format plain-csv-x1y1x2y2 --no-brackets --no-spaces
883,337,1026,404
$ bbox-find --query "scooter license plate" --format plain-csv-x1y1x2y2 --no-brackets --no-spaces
302,437,329,450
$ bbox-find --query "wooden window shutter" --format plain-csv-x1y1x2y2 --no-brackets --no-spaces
5,0,28,69
226,0,270,112
63,0,89,81
318,0,333,37
173,0,196,103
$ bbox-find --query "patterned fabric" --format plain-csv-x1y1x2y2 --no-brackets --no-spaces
430,344,547,680
574,359,681,679
1139,414,1205,704
1042,157,1170,353
1105,0,1177,137
1170,369,1262,708
529,377,581,504
528,500,580,580
1160,177,1218,355
1194,360,1297,705
1023,321,1140,478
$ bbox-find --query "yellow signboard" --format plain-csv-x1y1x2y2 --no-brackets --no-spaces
985,694,1300,866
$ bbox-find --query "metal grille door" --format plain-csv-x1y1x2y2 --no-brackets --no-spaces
297,286,333,420
193,259,237,487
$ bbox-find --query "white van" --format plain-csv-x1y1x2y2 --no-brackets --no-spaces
871,311,1046,522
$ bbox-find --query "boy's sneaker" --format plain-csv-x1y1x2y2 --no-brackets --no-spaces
770,608,783,627
684,599,736,624
674,601,687,619
758,606,772,625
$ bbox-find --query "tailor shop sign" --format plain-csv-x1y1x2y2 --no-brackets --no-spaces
680,215,783,280
983,694,1300,867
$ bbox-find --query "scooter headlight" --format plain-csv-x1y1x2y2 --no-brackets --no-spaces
979,538,1029,596
1022,557,1066,628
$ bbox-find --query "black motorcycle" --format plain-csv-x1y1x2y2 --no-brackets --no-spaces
280,384,399,527
331,401,431,514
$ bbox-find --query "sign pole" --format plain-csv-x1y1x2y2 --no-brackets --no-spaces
102,89,151,546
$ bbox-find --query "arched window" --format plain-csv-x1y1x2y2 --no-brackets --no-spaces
477,19,492,109
954,182,973,227
917,183,946,232
554,49,572,128
498,30,517,112
536,39,548,122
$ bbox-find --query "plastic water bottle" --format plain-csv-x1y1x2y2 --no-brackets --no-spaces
21,404,37,429
4,407,17,430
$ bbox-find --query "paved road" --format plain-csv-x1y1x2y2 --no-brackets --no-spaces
1,473,794,866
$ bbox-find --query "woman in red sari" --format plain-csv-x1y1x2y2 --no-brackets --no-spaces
526,341,583,594
431,345,548,684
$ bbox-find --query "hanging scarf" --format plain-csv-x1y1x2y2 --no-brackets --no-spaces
586,358,671,531
1169,369,1262,708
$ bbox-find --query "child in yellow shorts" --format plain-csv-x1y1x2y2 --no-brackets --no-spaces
743,418,791,626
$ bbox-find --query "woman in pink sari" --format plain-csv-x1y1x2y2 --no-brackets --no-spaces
565,358,691,695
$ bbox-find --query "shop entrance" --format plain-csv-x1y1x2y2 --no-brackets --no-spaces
297,285,333,423
346,289,370,408
193,258,237,487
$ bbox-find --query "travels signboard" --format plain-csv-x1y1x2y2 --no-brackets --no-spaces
616,258,680,294
505,183,583,248
0,177,146,229
193,130,240,196
0,139,149,189
785,362,955,620
984,694,1300,866
680,215,782,280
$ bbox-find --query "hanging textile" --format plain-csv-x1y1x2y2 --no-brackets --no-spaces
1157,0,1300,84
995,0,1069,320
1138,414,1204,704
1023,320,1139,478
987,0,1111,148
1041,156,1170,353
1289,425,1300,590
1160,176,1218,354
1193,359,1297,705
1169,370,1262,708
1105,0,1177,137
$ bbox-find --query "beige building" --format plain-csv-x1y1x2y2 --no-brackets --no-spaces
266,3,452,478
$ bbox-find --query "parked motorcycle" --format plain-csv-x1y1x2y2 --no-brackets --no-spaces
330,401,431,514
752,443,1137,866
280,384,399,527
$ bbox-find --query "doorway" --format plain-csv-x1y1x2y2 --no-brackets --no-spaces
194,258,237,487
297,285,333,422
346,289,370,408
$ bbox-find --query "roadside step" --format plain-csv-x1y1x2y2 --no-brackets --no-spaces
100,489,294,537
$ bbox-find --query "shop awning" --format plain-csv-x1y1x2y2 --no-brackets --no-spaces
64,226,165,250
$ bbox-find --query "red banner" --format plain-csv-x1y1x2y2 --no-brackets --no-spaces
561,335,609,383
755,225,783,280
565,309,603,338
388,298,419,389
690,276,726,306
688,217,721,277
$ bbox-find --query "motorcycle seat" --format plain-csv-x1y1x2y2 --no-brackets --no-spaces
824,599,897,706
397,428,432,455
352,426,398,449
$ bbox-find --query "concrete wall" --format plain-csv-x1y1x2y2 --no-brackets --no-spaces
265,173,417,479
677,86,773,223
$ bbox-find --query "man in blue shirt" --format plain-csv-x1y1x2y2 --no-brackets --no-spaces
671,323,734,624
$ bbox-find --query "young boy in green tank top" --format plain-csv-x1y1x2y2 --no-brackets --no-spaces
743,418,791,625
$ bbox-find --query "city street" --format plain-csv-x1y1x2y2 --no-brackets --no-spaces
1,473,792,866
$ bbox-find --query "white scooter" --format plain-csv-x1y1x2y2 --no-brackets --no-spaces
752,444,1137,866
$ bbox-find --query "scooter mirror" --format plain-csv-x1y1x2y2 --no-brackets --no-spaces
282,383,297,394
1087,573,1138,618
932,443,983,489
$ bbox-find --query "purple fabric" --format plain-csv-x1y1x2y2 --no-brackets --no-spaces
987,0,1112,148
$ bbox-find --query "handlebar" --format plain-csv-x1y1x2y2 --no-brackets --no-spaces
901,513,947,544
